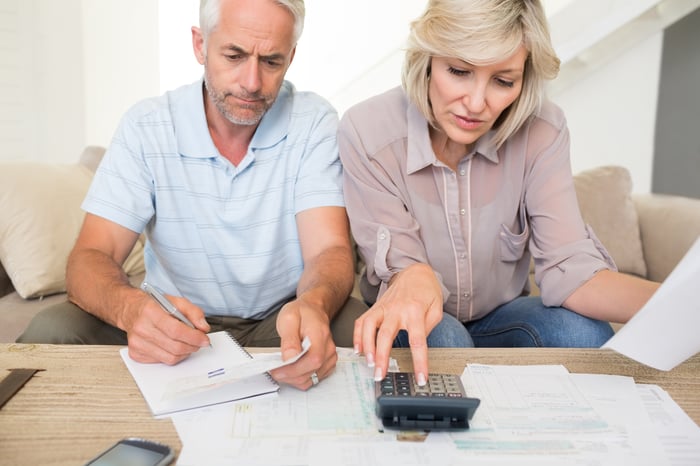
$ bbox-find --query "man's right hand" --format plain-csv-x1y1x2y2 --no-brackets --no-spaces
124,293,211,365
353,263,443,386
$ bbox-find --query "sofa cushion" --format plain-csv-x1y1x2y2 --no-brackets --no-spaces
0,161,144,299
573,166,647,278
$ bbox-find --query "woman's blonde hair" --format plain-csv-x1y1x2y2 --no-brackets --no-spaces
402,0,560,149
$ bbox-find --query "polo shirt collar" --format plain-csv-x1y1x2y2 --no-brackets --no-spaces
173,78,291,158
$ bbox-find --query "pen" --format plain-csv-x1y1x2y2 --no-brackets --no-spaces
141,282,196,329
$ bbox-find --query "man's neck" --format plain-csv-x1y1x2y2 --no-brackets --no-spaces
204,95,257,167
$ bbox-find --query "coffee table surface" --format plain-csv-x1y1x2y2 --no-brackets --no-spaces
1,344,698,465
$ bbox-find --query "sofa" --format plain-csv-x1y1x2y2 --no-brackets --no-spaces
1,147,699,342
0,146,146,342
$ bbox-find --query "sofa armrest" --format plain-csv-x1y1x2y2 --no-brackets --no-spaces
633,193,700,283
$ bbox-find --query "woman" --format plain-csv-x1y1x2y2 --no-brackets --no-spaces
338,0,659,385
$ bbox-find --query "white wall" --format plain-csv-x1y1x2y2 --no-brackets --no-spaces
0,0,83,163
82,0,160,152
550,33,662,193
0,0,665,193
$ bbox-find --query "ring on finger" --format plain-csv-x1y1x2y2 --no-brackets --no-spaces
310,372,319,386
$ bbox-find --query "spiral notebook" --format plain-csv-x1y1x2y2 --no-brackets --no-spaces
120,331,280,417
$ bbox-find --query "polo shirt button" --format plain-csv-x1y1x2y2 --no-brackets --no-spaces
460,209,466,216
459,169,466,176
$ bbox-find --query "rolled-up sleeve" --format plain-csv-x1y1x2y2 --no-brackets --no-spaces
338,100,447,301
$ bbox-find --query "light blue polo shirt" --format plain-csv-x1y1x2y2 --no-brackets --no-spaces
82,79,344,319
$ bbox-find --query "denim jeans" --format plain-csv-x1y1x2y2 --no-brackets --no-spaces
393,296,614,348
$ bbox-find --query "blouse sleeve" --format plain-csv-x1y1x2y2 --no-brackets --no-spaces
523,105,617,306
338,106,449,301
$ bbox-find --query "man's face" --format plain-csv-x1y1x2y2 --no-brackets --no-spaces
194,0,296,126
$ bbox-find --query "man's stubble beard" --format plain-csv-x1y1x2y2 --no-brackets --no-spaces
203,68,273,126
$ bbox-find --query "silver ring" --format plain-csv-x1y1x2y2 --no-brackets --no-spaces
310,372,319,386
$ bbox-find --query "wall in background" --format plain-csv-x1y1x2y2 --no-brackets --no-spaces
652,7,700,199
0,0,83,163
0,0,694,199
152,0,664,194
82,0,160,154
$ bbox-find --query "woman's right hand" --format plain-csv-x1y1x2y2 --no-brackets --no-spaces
354,263,444,386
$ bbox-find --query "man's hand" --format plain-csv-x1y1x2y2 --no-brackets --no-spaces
125,293,211,365
354,263,443,386
269,297,338,390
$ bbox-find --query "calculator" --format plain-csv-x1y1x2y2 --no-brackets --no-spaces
375,372,480,430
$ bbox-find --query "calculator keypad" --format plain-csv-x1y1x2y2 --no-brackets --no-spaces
379,372,465,398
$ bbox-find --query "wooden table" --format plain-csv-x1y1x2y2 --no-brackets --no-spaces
1,344,699,465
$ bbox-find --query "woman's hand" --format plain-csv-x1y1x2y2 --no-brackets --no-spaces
354,263,443,385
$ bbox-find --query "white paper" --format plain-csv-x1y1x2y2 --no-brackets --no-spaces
450,364,668,465
120,331,280,417
603,236,700,370
637,384,700,465
163,336,310,399
174,349,380,466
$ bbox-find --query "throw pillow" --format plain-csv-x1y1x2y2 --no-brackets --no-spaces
573,166,647,277
0,161,145,299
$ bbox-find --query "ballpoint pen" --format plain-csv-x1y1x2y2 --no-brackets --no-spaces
141,282,195,329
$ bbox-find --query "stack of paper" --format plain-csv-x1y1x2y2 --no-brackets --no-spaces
171,356,700,466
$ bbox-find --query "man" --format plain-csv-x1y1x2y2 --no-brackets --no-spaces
17,0,366,391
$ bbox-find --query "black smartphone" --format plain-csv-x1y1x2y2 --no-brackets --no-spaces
83,437,174,466
376,372,481,430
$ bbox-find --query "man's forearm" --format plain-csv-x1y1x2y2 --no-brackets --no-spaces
65,248,139,330
296,245,355,319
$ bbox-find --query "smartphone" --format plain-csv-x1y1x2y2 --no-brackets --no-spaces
84,437,174,466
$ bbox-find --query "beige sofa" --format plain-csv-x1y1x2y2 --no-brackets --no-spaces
0,146,145,342
1,147,699,342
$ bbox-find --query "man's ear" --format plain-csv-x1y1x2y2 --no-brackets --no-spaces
192,26,206,65
289,46,296,67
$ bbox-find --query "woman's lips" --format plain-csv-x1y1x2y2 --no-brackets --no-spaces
455,114,484,130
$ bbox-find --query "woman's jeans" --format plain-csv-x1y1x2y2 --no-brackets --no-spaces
393,296,614,348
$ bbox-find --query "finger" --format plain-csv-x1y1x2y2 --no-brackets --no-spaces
373,309,400,381
152,308,210,350
270,341,337,389
276,306,303,361
161,296,210,347
137,303,210,357
170,296,211,332
353,313,365,355
406,311,430,386
361,307,382,368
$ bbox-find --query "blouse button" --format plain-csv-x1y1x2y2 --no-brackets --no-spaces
460,209,466,216
459,169,466,176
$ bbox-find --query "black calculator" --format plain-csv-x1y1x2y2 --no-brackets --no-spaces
375,372,480,430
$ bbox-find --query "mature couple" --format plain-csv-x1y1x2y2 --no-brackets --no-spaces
19,0,658,390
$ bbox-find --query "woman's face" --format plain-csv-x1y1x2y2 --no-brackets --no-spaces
428,45,528,151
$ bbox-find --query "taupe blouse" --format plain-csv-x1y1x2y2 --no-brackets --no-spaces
338,86,615,322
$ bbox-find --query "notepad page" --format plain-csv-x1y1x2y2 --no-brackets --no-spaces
120,331,279,417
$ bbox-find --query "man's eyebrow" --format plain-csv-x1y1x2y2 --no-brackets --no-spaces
224,44,285,61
